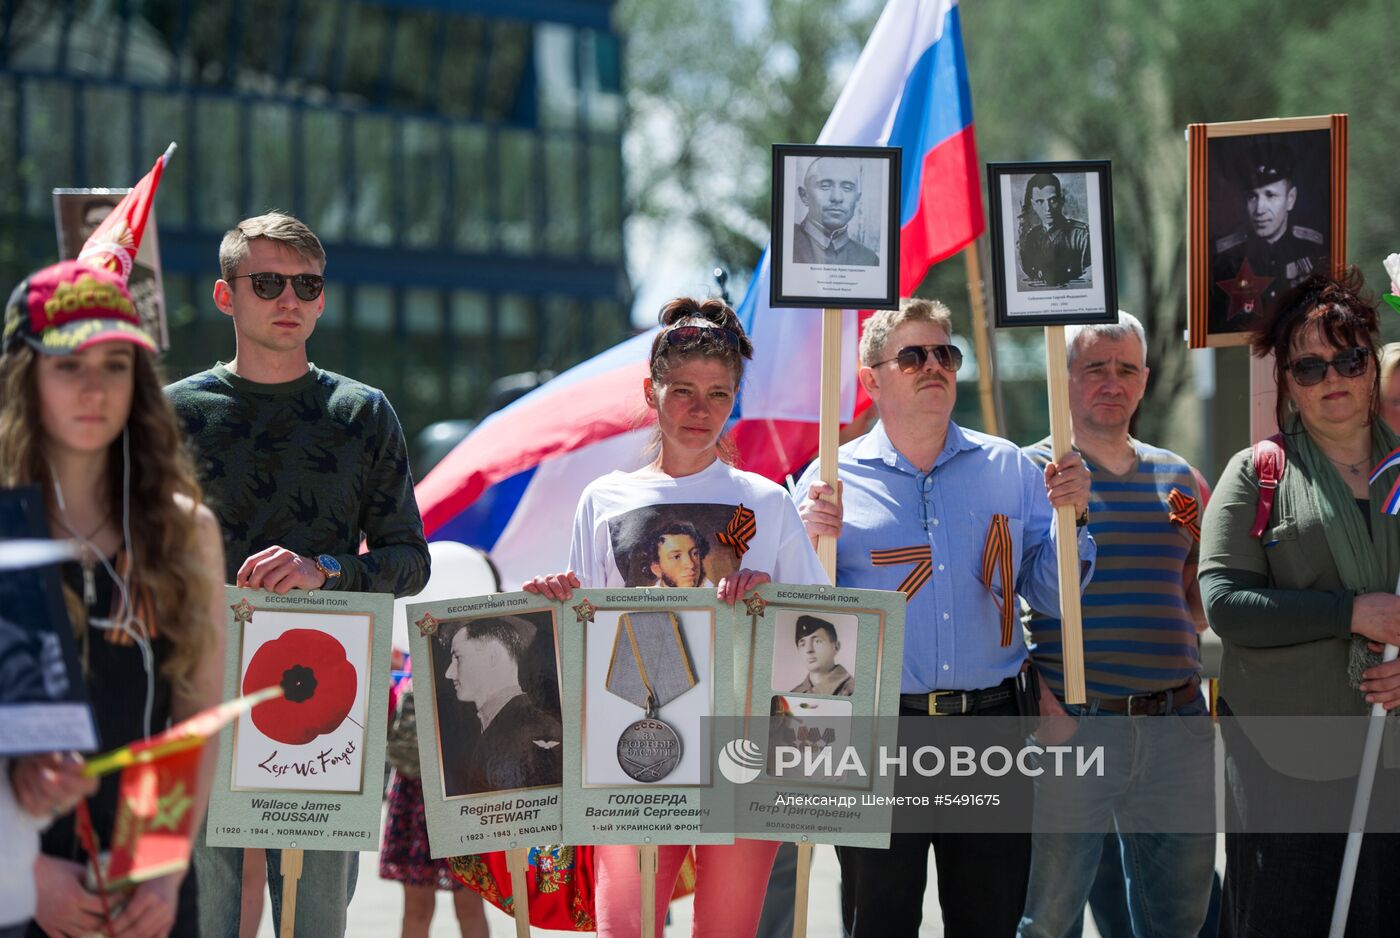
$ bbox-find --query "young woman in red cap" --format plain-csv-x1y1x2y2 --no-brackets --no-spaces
1,260,225,938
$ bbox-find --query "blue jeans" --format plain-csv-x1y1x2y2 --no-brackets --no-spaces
1018,694,1216,938
193,828,359,937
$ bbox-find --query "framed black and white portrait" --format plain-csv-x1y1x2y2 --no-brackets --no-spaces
428,609,563,798
770,144,900,311
986,161,1117,328
1188,115,1347,348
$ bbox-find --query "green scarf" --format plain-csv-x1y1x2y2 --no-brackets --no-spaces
1290,414,1400,684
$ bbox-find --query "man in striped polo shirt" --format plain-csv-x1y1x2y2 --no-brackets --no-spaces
1018,313,1216,938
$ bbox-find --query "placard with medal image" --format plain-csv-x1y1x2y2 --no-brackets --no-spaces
561,588,735,846
405,592,563,857
729,583,905,849
206,587,392,851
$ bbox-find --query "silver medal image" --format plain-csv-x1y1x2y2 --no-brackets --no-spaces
616,692,683,782
606,611,696,783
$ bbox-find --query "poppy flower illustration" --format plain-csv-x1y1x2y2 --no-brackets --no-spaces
242,629,358,745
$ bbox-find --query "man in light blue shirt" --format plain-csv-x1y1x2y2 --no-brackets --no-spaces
795,297,1094,937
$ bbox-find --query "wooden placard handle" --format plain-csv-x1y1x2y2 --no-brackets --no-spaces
505,847,532,938
816,307,844,575
639,844,659,938
1045,325,1086,704
278,848,304,938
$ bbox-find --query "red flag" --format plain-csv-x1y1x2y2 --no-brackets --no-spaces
104,744,202,888
77,143,175,283
80,686,282,893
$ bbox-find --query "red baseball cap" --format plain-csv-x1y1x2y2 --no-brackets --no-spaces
2,259,155,356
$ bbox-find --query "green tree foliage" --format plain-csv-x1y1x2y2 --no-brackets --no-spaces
621,0,1400,458
619,0,880,275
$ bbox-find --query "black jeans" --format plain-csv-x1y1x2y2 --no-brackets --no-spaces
837,697,1032,938
1219,698,1400,938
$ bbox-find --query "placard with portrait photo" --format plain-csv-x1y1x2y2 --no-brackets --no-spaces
206,587,393,852
986,161,1117,328
770,144,901,310
1187,115,1347,348
406,593,563,857
729,582,905,848
53,189,169,349
0,486,96,755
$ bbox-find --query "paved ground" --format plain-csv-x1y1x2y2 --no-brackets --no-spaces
253,640,1227,936
252,832,1225,936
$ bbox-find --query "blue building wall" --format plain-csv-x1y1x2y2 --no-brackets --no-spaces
0,0,631,439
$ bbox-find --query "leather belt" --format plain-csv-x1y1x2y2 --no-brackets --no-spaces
900,676,1018,715
1089,677,1201,716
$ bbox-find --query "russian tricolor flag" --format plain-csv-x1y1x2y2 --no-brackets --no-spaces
415,0,982,587
1370,447,1400,515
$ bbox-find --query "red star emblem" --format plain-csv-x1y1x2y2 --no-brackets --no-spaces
1215,258,1274,321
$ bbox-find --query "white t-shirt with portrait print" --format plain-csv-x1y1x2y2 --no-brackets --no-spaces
569,459,829,590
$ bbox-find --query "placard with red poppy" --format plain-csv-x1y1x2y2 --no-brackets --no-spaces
207,588,393,852
232,609,372,793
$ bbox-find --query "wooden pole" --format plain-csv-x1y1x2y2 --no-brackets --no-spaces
1044,326,1086,705
964,243,1000,436
278,849,303,938
1249,351,1277,445
793,306,845,938
639,844,658,938
505,847,533,938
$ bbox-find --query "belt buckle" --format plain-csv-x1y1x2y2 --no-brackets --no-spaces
928,690,965,715
1125,691,1159,717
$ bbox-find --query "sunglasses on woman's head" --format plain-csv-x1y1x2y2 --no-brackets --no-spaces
661,323,743,352
872,343,964,375
1286,347,1369,387
232,272,325,302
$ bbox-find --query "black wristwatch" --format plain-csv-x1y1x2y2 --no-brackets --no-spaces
1075,508,1090,528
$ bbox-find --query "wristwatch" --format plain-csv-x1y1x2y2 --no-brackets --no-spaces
1075,508,1090,528
313,554,342,587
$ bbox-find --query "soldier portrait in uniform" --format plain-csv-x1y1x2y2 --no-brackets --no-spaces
986,160,1117,328
1188,116,1345,347
770,609,857,697
771,143,901,311
1014,172,1093,290
432,611,563,797
791,157,880,267
1207,132,1331,337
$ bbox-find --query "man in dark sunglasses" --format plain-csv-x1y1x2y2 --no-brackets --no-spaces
793,297,1096,936
166,212,429,938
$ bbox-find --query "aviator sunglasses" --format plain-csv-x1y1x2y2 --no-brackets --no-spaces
872,343,964,375
1286,347,1369,387
231,272,325,302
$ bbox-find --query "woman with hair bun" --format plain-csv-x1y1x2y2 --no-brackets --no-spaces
526,297,827,937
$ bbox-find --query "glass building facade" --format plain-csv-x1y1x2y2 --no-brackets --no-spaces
0,0,631,440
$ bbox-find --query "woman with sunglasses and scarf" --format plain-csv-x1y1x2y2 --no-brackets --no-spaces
1199,268,1400,936
1,260,226,937
525,297,827,938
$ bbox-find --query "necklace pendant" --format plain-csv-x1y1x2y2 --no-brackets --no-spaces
83,562,97,607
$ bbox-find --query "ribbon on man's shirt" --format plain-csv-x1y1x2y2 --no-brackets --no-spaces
1168,487,1201,543
979,514,1016,647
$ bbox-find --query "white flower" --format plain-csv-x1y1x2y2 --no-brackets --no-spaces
1385,253,1400,295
